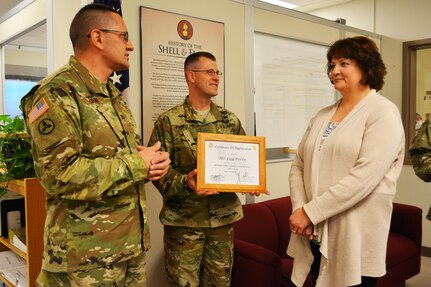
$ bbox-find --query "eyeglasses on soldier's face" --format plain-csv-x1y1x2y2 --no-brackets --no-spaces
191,69,223,77
87,29,129,42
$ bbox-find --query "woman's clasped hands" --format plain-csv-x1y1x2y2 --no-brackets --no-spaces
289,207,314,240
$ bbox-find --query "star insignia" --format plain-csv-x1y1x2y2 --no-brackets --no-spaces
110,72,122,85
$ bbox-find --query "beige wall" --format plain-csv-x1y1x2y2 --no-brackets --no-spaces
309,0,375,32
375,0,431,41
47,0,80,72
310,0,431,41
5,48,47,67
1,0,428,286
0,0,45,44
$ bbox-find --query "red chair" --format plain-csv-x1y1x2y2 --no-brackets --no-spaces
232,197,422,287
232,197,312,287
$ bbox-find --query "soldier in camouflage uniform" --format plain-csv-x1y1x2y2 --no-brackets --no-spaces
148,52,256,287
409,116,431,221
21,4,170,287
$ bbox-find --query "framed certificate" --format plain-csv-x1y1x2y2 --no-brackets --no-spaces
196,133,266,192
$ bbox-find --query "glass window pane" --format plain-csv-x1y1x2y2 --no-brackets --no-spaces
5,79,37,117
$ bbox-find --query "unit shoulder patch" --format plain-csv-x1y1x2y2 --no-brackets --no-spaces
38,119,55,135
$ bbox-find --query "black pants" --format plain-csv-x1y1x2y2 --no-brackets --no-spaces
310,241,377,287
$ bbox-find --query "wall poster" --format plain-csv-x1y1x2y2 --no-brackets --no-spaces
140,7,225,143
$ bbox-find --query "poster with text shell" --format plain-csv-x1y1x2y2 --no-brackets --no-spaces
140,7,225,143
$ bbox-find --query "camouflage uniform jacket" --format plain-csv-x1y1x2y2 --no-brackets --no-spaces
21,56,150,272
410,116,431,181
148,97,244,227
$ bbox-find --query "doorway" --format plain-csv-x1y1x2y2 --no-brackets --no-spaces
402,38,431,163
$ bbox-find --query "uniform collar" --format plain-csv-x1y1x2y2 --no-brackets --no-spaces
183,96,223,122
69,56,121,99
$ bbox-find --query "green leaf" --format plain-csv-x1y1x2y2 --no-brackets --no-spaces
0,114,35,197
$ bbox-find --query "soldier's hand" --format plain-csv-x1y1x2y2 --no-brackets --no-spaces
137,142,171,181
242,189,271,196
148,151,170,181
196,189,219,196
186,169,198,191
187,169,219,196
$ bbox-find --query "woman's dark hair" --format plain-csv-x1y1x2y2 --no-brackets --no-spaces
326,36,387,91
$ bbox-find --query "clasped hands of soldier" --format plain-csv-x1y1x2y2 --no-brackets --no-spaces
136,141,270,196
137,141,171,181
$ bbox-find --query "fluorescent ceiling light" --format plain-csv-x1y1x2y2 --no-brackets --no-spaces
259,0,298,9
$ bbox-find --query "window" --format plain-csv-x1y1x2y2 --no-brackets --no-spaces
4,79,38,117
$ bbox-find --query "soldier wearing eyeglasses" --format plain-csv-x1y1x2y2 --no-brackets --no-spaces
21,4,170,286
148,52,265,287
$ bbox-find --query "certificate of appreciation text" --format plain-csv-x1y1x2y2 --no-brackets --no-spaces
197,133,266,192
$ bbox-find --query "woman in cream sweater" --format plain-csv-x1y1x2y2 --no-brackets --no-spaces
287,36,405,287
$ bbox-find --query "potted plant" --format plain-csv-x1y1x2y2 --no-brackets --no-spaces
0,114,35,197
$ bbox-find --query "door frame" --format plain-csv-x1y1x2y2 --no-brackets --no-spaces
402,38,431,163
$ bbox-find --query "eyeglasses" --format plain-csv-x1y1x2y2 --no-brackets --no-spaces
88,29,129,42
100,29,129,42
192,69,223,77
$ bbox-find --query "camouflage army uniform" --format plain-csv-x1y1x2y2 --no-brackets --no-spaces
21,56,150,286
148,97,244,287
410,117,431,181
409,117,431,221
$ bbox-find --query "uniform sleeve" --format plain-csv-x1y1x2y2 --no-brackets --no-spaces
227,110,246,136
237,124,246,136
22,87,147,201
148,116,190,199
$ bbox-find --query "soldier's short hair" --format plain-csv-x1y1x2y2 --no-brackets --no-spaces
69,4,120,52
184,52,216,75
326,36,387,91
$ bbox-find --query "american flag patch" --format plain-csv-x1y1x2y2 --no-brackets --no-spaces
28,98,49,124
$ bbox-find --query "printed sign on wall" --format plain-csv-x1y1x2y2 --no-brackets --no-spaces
140,7,225,143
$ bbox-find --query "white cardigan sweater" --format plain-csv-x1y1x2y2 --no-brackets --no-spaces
287,90,405,287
